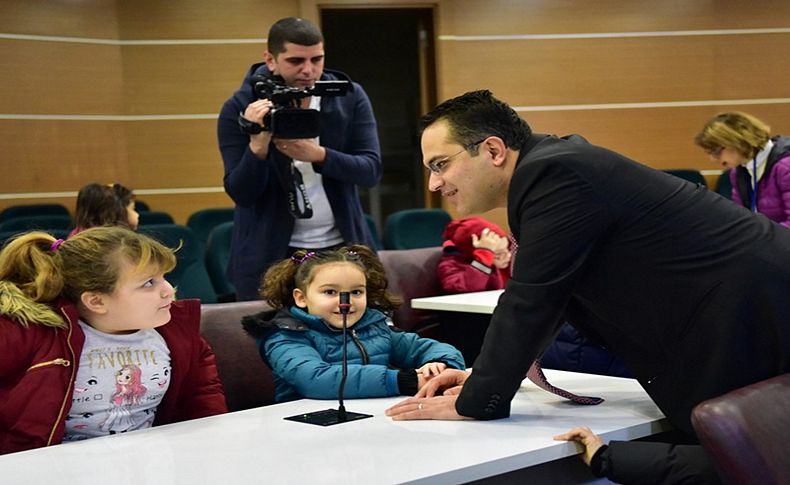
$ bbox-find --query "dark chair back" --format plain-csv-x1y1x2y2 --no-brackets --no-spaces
0,214,72,232
364,213,383,250
378,246,444,334
0,228,69,249
138,211,175,226
139,224,216,303
691,373,790,485
383,208,451,249
0,203,70,222
664,169,707,187
134,200,150,212
200,300,275,411
204,221,236,300
187,207,235,246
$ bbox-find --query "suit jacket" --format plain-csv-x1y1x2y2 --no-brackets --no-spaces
456,134,790,437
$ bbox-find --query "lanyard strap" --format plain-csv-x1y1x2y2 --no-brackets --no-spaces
287,163,313,219
750,156,758,213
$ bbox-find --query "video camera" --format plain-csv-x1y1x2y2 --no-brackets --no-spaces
238,74,349,139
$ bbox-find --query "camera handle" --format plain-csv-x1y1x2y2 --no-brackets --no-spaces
237,112,267,135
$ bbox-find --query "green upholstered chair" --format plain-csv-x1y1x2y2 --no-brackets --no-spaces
383,208,451,250
0,203,70,223
137,211,175,226
0,214,73,232
204,221,236,302
139,224,217,303
187,207,235,246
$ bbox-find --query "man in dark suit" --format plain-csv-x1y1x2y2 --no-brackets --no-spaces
386,90,790,483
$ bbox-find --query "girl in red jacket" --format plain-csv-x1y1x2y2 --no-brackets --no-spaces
0,226,227,455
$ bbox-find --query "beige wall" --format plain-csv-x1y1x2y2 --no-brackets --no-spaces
2,0,789,229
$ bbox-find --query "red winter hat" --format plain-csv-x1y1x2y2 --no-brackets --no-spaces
442,217,508,256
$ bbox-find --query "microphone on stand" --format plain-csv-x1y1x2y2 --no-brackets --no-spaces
336,291,351,421
284,291,372,426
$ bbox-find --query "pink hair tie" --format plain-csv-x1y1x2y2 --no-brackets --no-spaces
50,239,65,252
290,251,316,264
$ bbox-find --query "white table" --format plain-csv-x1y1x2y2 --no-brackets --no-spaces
411,289,503,314
0,370,668,484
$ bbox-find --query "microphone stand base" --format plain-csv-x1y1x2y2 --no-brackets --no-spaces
285,408,372,427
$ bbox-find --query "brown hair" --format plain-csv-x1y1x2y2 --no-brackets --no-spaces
694,112,771,159
73,182,136,230
0,226,176,328
260,244,401,313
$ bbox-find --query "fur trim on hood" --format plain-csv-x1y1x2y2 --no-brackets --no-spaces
0,280,65,328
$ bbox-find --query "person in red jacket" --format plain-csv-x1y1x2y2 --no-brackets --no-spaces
437,217,512,294
0,226,227,455
435,217,511,365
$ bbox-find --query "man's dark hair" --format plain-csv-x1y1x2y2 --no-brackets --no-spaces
420,90,532,155
267,17,324,55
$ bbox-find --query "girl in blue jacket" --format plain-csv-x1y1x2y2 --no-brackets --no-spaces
242,245,465,403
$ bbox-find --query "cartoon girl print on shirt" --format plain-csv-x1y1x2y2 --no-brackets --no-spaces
100,364,147,434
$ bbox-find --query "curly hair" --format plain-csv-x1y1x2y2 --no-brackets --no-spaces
260,244,401,312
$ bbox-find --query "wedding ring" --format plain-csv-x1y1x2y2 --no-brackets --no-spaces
418,403,423,410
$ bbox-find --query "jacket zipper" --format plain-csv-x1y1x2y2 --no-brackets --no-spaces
46,308,77,446
350,329,369,364
27,358,71,371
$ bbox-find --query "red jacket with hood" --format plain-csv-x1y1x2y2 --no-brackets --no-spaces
0,287,227,455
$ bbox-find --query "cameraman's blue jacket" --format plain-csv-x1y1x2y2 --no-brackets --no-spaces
218,63,382,300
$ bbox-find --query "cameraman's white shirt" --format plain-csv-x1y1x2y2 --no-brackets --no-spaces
289,96,344,249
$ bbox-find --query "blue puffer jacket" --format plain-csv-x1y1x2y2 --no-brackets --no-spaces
243,307,465,402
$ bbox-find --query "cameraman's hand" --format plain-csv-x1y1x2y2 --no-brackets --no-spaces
243,100,274,158
274,138,327,163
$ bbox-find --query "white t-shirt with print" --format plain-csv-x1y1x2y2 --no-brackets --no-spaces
63,321,171,441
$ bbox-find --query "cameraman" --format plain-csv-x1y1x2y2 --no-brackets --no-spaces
217,17,382,301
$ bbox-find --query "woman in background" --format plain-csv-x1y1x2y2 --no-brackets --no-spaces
695,112,790,227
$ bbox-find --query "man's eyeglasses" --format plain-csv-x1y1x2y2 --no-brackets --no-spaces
426,137,489,174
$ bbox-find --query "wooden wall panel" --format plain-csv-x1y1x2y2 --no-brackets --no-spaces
0,41,123,114
437,34,790,106
116,1,295,39
124,120,223,189
0,0,119,38
521,104,790,170
121,44,263,114
437,0,790,35
0,120,128,192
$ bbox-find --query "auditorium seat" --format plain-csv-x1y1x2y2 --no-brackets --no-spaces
663,169,707,187
383,208,451,250
204,221,236,302
200,300,275,411
0,214,72,232
691,373,790,484
139,224,216,303
0,203,70,223
137,211,175,226
186,207,234,246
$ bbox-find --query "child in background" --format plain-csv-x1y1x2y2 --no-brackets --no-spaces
437,217,512,293
0,227,227,455
242,244,465,403
435,217,512,364
70,183,139,236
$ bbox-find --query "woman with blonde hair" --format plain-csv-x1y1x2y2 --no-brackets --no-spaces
695,111,790,227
